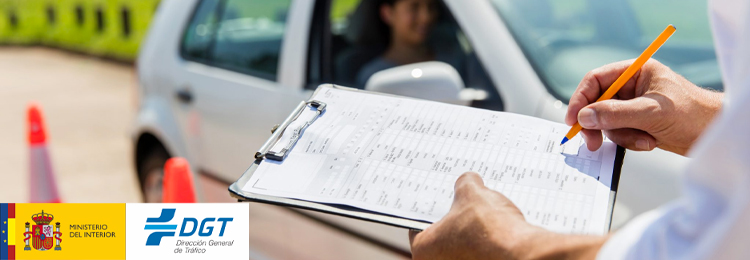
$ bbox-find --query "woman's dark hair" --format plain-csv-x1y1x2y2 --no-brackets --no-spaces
351,0,400,47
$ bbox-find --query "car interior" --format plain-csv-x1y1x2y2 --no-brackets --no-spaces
307,0,505,111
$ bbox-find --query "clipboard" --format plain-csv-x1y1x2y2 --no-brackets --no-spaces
229,84,626,231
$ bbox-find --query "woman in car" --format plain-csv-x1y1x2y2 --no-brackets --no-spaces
355,0,460,87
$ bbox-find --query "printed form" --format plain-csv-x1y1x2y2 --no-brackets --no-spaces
243,88,618,235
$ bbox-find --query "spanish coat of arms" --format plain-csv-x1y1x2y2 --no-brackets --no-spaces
23,210,62,251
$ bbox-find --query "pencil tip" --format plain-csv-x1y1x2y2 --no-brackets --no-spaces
560,137,569,146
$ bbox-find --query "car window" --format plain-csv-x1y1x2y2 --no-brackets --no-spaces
182,0,220,62
627,0,714,46
181,0,291,82
491,0,722,102
308,0,504,111
211,0,291,81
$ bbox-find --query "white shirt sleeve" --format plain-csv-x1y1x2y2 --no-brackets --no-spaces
597,0,750,259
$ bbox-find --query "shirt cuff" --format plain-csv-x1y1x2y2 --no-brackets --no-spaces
596,207,667,260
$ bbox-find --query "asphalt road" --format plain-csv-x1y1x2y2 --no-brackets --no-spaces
0,47,142,202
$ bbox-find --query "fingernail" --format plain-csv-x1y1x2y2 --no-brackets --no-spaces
636,139,649,150
578,108,597,128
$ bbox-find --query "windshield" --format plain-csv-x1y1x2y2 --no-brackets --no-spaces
491,0,722,102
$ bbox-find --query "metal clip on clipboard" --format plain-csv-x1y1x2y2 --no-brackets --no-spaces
254,100,326,161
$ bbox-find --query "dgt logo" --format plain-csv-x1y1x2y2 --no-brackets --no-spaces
144,209,233,246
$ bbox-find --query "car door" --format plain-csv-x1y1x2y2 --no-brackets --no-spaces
175,0,312,182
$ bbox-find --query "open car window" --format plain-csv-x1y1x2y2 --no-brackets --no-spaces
308,0,504,111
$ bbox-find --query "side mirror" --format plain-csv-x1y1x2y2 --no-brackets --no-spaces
364,61,478,105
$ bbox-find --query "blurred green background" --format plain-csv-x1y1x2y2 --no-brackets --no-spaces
0,0,160,61
0,0,359,62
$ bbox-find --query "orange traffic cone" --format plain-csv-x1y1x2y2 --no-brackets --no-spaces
27,103,62,203
162,157,197,203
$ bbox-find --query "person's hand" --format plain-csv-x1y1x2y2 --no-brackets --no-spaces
566,59,723,155
408,172,535,260
409,172,606,260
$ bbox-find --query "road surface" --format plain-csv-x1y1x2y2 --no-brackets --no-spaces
0,47,141,202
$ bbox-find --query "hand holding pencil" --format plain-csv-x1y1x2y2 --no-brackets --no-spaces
563,25,723,155
562,24,676,146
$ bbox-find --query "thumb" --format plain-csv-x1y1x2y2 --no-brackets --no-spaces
453,172,484,204
577,97,660,131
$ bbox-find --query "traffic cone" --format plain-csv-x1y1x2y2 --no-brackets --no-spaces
162,157,197,203
27,103,62,203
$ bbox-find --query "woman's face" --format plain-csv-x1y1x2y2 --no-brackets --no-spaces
381,0,438,46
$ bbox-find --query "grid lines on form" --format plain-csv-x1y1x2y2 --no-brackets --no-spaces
247,88,614,235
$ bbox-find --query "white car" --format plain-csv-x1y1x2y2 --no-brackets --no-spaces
133,0,718,257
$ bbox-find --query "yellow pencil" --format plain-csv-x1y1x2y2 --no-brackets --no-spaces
561,24,676,145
